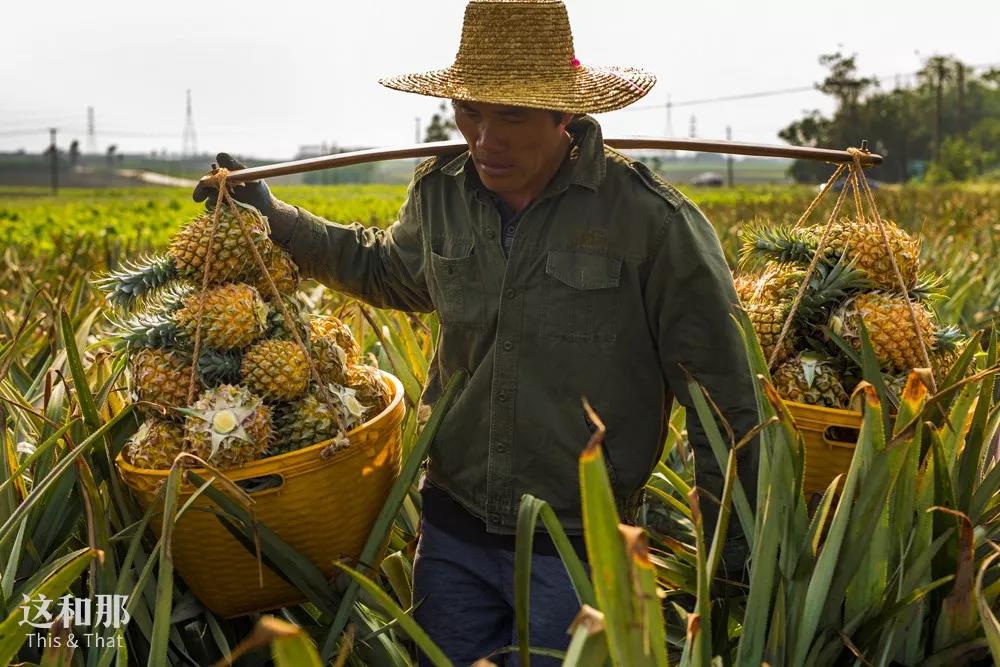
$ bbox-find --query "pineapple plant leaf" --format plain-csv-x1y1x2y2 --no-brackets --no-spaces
93,254,179,310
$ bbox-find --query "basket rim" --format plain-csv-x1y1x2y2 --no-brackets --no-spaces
116,369,405,479
783,399,862,418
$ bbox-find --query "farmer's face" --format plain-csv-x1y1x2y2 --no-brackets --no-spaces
453,100,572,205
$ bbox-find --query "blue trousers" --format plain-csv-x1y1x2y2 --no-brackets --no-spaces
412,518,585,666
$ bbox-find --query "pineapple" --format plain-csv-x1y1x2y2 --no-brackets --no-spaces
197,349,243,386
94,202,272,309
129,348,194,418
734,272,759,306
745,300,795,364
740,217,920,292
271,394,343,455
125,420,188,469
773,353,849,408
254,246,300,297
173,283,268,350
266,296,310,344
736,261,808,306
346,365,391,421
741,256,867,365
183,384,273,469
114,283,267,351
311,316,361,366
830,293,936,373
813,217,919,291
170,201,272,286
309,319,352,385
241,339,310,401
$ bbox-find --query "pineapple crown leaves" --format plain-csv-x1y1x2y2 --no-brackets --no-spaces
738,222,819,270
325,382,368,430
792,256,871,327
934,324,966,352
910,271,947,303
92,254,178,310
107,308,183,351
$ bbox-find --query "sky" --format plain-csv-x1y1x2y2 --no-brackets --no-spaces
3,0,998,160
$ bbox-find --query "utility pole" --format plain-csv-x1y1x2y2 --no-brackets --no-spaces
664,93,675,159
182,89,197,158
726,126,734,187
956,62,966,136
49,128,58,195
86,107,96,155
933,59,945,160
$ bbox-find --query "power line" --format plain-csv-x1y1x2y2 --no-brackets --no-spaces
621,61,1000,112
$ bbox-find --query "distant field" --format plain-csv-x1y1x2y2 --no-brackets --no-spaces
2,182,996,267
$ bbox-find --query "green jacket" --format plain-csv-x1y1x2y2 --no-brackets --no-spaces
269,115,758,535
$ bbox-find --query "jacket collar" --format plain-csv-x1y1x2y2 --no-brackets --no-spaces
440,114,606,193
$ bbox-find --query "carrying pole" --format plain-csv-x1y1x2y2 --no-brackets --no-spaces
198,137,882,185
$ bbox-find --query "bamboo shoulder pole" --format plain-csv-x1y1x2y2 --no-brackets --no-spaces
199,138,882,185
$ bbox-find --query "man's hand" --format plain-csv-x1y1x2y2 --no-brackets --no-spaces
192,152,275,215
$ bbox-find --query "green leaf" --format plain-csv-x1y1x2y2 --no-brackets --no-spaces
148,463,181,666
685,378,754,550
0,548,97,665
976,551,1000,664
59,309,101,430
561,606,610,667
337,563,451,667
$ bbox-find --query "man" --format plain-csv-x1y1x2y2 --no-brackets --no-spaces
194,1,758,664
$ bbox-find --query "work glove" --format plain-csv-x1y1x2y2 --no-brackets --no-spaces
191,152,274,214
192,152,299,243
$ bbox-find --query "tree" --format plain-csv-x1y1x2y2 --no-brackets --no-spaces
779,53,1000,183
68,140,80,167
424,102,457,142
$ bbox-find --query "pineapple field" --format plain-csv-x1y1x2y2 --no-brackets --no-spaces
1,180,999,665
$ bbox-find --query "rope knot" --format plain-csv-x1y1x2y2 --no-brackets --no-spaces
204,166,231,188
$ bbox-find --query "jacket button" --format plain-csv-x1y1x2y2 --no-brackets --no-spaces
495,442,507,453
489,514,500,524
505,288,515,298
498,392,507,402
502,340,513,351
446,266,454,275
486,229,496,239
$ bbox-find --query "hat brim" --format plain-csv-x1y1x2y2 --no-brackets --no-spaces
379,64,656,115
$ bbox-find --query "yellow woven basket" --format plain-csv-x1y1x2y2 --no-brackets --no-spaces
116,371,405,618
786,401,863,497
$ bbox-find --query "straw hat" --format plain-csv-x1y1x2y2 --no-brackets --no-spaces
379,0,656,114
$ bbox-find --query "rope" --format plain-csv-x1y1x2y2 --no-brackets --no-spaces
765,146,936,393
185,179,226,403
767,172,853,368
847,147,936,392
186,168,344,429
791,162,847,230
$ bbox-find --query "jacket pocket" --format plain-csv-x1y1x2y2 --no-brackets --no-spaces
539,250,623,342
429,247,483,328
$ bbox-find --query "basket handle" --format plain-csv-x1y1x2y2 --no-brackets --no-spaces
822,425,861,448
235,474,285,495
